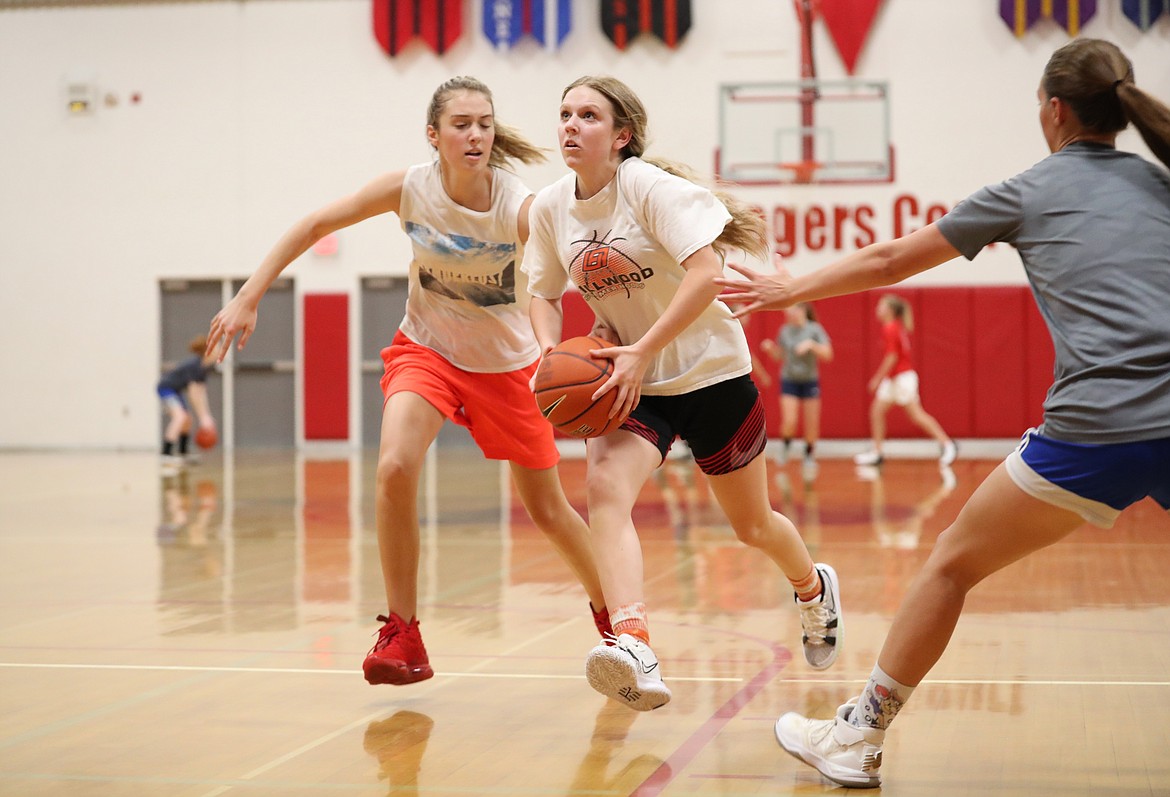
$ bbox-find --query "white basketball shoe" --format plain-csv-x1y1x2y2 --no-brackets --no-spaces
775,698,884,788
585,633,671,711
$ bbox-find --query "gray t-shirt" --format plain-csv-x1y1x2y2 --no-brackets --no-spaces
936,142,1170,444
778,321,830,383
158,354,212,393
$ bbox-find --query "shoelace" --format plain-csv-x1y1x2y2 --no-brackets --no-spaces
799,600,835,643
372,614,401,651
615,636,660,674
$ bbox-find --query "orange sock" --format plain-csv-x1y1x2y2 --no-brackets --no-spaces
610,601,649,643
790,565,822,603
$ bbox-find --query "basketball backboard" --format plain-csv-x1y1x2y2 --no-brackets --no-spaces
716,79,894,185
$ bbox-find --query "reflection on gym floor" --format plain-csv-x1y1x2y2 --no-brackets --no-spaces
1,447,1167,796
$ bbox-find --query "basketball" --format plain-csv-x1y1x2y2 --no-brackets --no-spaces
533,336,630,439
195,426,218,450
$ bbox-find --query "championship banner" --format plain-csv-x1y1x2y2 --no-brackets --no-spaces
999,0,1098,37
1121,0,1169,30
373,0,463,57
819,0,884,75
484,0,572,49
600,0,692,50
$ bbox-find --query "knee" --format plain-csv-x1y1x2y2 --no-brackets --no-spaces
525,495,571,533
920,540,981,595
729,513,773,549
375,451,421,497
584,466,624,505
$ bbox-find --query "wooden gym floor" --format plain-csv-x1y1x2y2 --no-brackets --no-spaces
1,445,1167,796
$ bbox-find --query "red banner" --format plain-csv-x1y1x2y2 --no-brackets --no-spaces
819,0,885,75
373,0,463,56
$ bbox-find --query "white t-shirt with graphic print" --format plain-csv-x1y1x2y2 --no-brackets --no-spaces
522,157,752,396
397,161,539,373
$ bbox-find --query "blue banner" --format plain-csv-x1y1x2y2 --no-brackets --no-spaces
484,0,572,49
1121,0,1169,30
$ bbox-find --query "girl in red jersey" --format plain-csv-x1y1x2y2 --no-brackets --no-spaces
853,294,956,468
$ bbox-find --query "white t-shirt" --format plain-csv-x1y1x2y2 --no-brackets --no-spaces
396,161,539,372
522,157,752,395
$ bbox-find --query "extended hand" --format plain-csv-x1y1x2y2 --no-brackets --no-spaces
715,259,796,318
207,297,258,363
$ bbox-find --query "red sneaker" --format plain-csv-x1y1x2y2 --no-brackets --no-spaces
363,613,434,685
591,604,615,643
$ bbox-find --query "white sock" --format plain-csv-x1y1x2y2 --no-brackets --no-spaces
851,664,915,730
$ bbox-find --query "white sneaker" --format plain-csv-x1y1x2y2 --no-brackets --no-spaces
939,440,957,467
796,564,841,670
852,450,883,466
801,455,818,482
585,633,671,711
160,455,185,475
940,465,957,491
775,699,884,788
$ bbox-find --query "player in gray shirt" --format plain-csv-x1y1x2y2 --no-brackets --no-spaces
758,302,833,478
717,38,1170,788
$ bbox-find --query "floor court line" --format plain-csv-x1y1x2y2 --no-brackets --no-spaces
1,773,640,795
3,662,1167,687
197,616,621,797
0,661,742,682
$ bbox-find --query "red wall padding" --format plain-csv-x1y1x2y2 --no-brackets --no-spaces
301,459,350,602
563,285,1055,440
304,294,349,440
560,289,596,339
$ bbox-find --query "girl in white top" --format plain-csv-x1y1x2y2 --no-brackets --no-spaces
206,76,608,688
522,76,843,711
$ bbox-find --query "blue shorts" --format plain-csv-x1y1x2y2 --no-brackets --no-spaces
1004,429,1170,528
780,379,820,400
157,387,187,411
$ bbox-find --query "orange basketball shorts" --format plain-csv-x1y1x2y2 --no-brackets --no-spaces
379,331,559,470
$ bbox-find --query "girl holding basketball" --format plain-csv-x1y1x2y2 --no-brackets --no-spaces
205,76,610,687
157,333,217,473
522,75,843,711
718,39,1170,788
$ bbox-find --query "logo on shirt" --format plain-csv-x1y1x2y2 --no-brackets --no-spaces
406,221,518,307
570,230,654,301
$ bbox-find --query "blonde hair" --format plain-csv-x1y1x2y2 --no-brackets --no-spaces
1042,39,1170,169
188,335,208,354
427,76,546,169
563,75,767,260
881,294,913,332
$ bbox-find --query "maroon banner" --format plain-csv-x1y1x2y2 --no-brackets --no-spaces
819,0,885,75
373,0,463,57
600,0,691,50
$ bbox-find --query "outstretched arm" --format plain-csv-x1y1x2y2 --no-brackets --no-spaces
186,381,214,428
716,224,961,317
207,170,407,361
